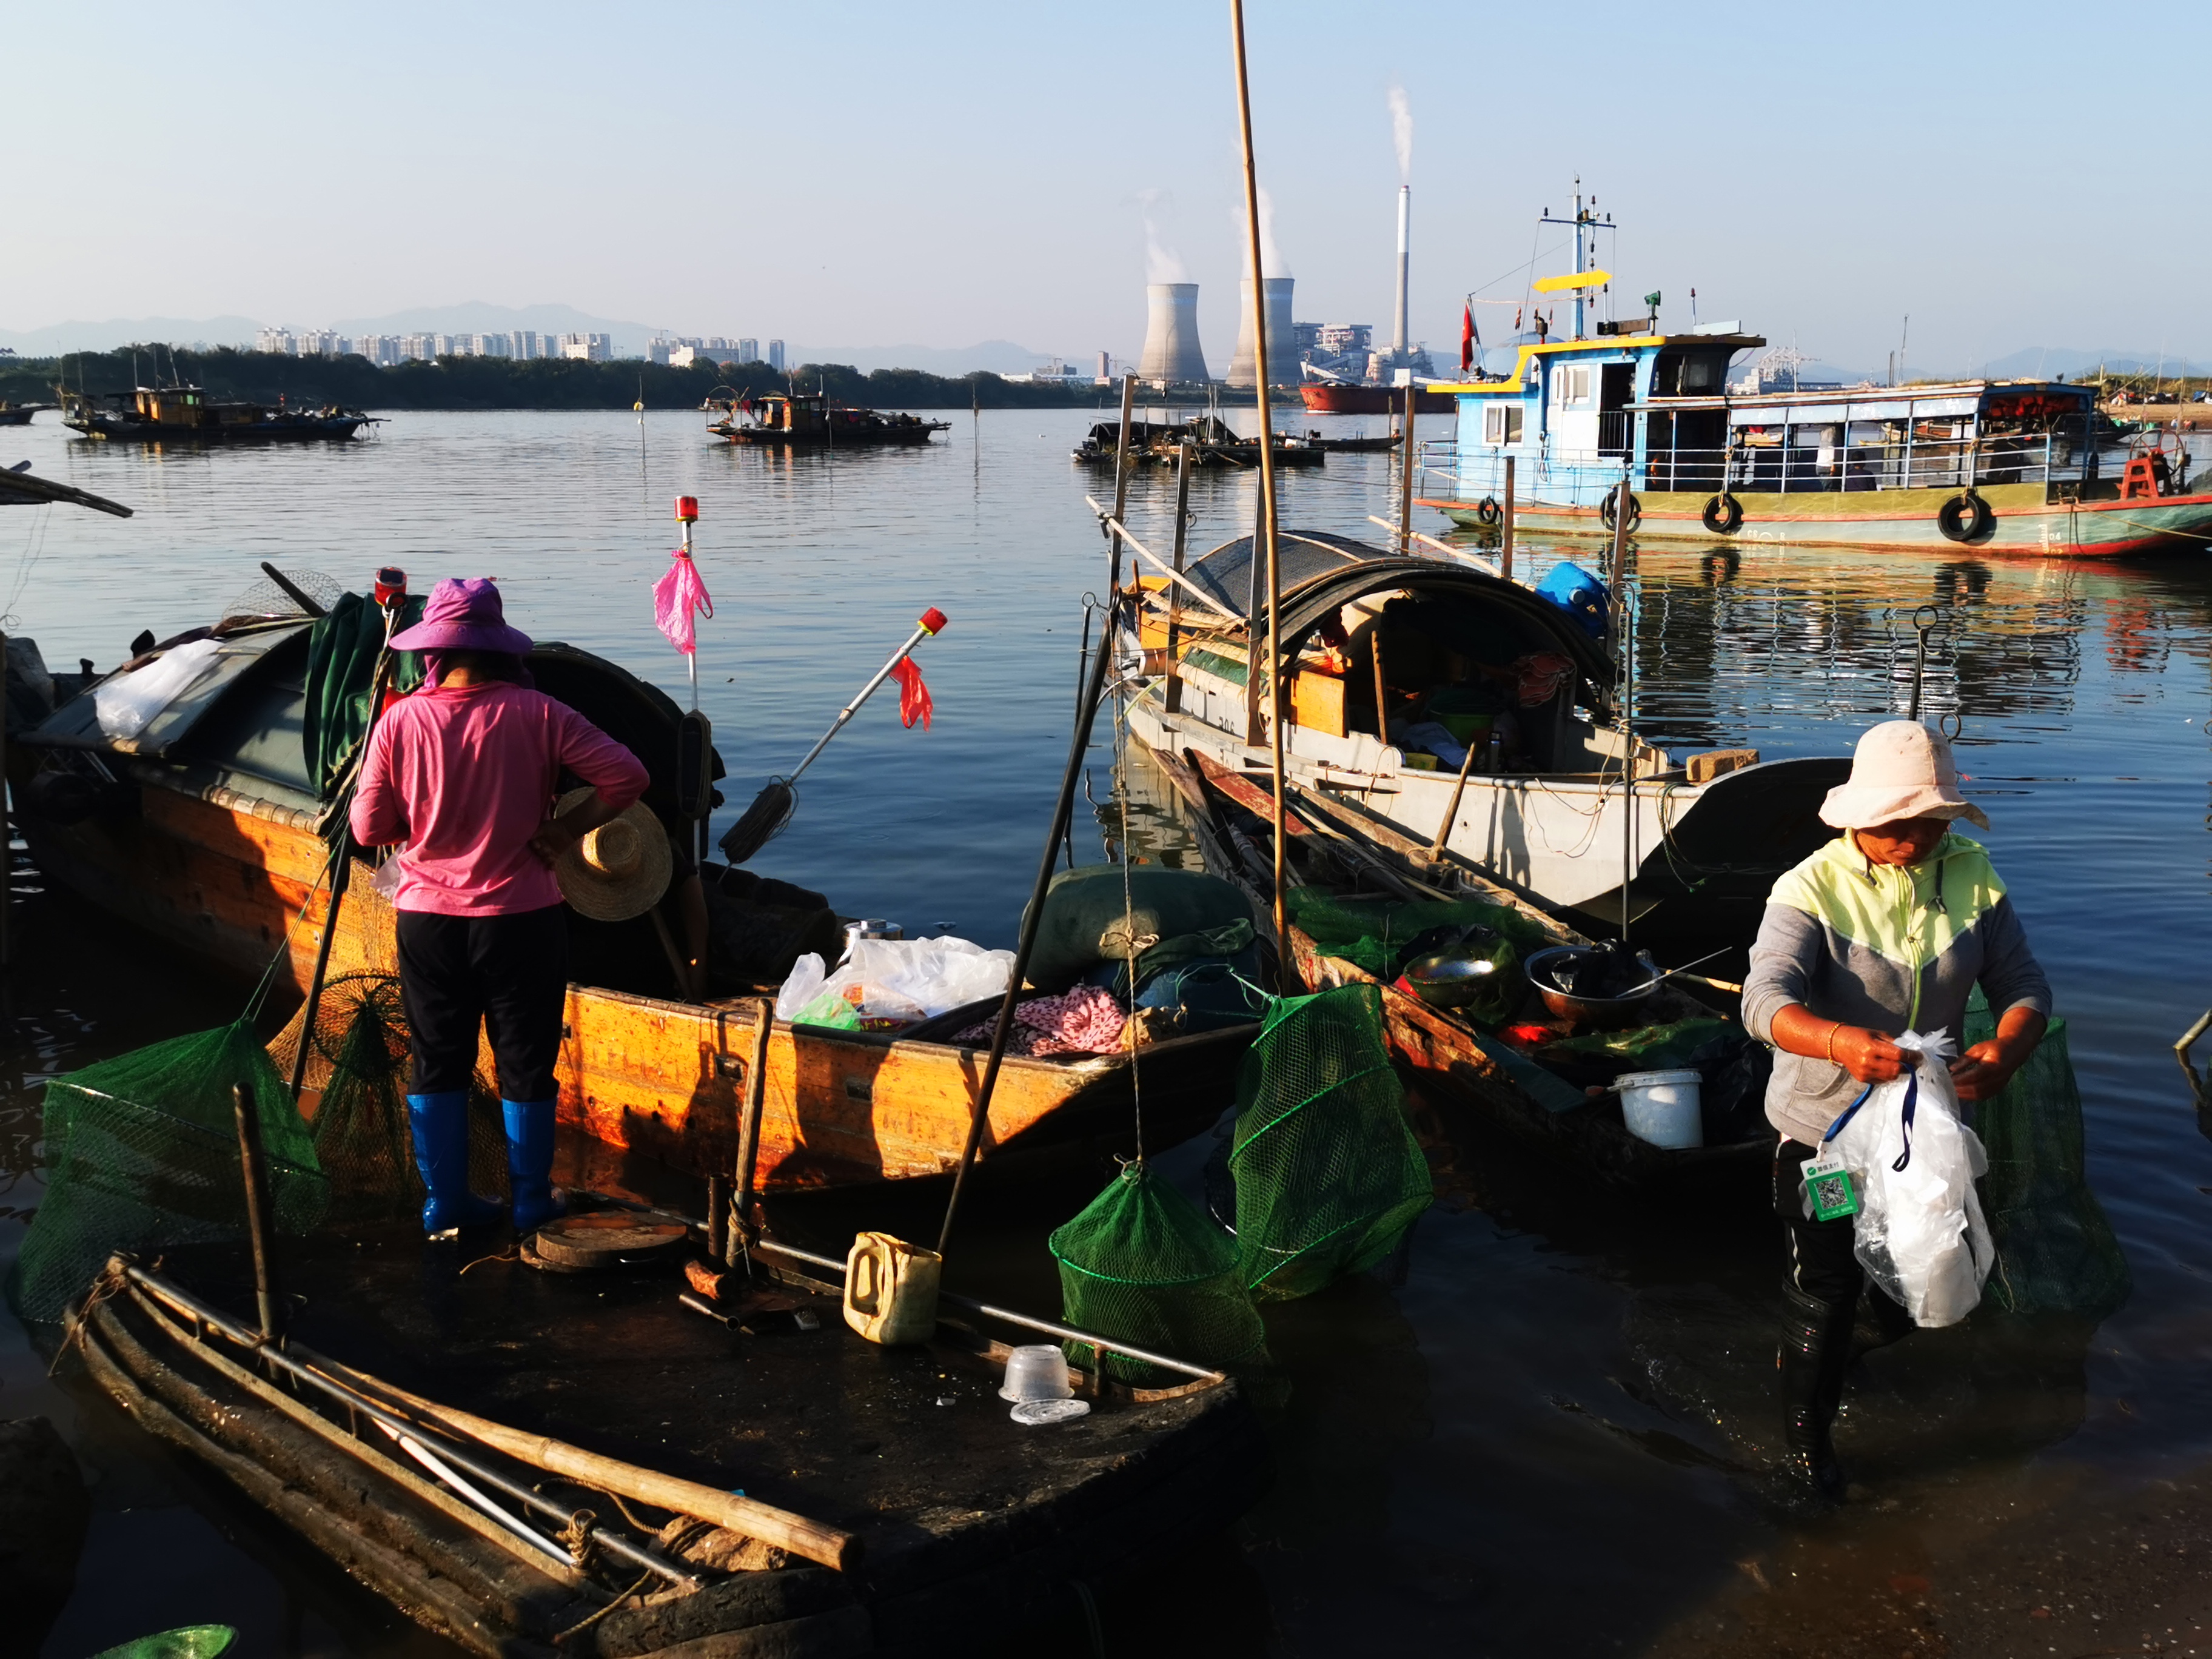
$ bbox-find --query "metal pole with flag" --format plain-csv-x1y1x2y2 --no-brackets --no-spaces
657,495,718,863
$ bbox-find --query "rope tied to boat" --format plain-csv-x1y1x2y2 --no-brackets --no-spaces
555,1506,602,1569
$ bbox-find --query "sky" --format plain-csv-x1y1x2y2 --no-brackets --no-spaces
8,0,2207,377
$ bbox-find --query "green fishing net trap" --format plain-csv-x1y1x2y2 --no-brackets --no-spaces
1229,982,1433,1302
1967,1001,2131,1318
8,1022,329,1323
268,972,509,1227
1049,1162,1269,1386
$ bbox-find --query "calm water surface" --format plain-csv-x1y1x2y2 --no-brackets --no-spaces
4,408,2212,1656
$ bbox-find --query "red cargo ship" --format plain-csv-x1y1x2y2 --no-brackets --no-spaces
1299,382,1455,415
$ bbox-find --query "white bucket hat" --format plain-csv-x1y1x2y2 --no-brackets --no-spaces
551,786,674,921
1818,721,1988,831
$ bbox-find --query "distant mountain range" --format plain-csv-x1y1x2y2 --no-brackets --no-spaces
0,304,1067,376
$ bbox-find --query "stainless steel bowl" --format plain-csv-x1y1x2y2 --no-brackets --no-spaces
1523,945,1658,1029
1403,948,1501,1009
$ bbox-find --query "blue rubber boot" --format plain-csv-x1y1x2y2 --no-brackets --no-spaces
405,1092,504,1235
502,1098,568,1234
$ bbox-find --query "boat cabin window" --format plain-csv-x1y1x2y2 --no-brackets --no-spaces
1483,404,1525,444
1651,350,1729,396
1552,366,1594,409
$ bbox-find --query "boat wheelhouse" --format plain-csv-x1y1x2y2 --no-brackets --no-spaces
1414,207,2212,556
59,384,375,444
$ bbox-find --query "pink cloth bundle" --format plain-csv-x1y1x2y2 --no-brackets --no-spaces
653,551,714,655
956,984,1127,1056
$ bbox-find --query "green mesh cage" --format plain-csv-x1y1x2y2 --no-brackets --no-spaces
1049,1162,1269,1386
1283,889,1552,984
290,973,508,1225
1968,1004,2131,1318
8,1022,329,1322
1229,982,1432,1302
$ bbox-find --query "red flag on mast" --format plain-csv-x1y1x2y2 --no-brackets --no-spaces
1460,303,1475,373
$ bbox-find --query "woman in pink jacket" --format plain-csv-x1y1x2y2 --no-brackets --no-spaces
352,578,648,1234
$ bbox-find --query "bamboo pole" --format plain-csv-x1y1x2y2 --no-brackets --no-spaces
1500,457,1517,582
729,997,773,1256
300,1349,860,1572
1230,0,1290,968
232,1084,279,1341
1397,383,1417,553
1164,442,1195,714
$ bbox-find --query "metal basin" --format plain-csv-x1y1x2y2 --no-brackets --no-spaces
1403,949,1501,1009
1523,945,1659,1029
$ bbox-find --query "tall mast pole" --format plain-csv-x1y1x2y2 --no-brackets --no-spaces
1572,177,1586,341
1229,0,1289,970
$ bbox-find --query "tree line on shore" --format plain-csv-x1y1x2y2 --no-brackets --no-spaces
0,347,1227,412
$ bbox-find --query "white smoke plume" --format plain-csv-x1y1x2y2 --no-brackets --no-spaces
1138,189,1188,284
1235,185,1291,278
1387,84,1413,181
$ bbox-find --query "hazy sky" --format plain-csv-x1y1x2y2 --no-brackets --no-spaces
11,1,2204,373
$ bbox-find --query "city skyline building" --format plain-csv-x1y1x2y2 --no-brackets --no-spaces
767,339,786,372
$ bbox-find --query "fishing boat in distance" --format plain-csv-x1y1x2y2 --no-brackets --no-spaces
1117,528,1846,946
1415,193,2212,556
0,399,56,426
708,390,950,447
59,383,375,443
1072,414,1326,468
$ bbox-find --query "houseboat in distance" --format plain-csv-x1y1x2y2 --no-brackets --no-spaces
59,384,375,443
1416,196,2212,557
709,390,950,447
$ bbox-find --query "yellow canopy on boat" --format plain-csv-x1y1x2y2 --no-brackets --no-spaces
1532,269,1612,293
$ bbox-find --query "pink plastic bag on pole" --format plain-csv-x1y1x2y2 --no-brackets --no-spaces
653,549,714,655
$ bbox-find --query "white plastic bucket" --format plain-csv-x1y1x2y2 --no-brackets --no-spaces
1614,1068,1704,1149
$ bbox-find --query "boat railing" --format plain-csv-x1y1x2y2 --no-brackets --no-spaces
1429,427,2148,501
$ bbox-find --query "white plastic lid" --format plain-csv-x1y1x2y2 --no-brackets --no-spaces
1613,1068,1701,1088
1010,1398,1091,1426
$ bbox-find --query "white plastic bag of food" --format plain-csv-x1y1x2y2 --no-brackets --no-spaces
775,953,828,1023
1826,1027,1992,1328
780,936,1016,1034
93,636,225,740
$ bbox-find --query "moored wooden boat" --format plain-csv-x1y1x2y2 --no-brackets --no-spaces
69,1233,1268,1657
59,384,375,443
10,606,1252,1196
709,392,949,447
1118,526,1846,945
1151,745,1774,1191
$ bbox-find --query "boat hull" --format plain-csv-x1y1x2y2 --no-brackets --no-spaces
1299,384,1453,415
13,776,1247,1191
1421,484,2212,558
1127,692,1843,945
63,415,368,443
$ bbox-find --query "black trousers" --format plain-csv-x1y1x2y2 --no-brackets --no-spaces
1773,1136,1866,1305
395,907,568,1100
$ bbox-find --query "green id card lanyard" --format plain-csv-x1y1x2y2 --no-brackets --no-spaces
1801,1083,1875,1222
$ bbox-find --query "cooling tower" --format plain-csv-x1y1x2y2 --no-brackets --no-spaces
1138,283,1208,384
1391,186,1411,357
1227,277,1295,389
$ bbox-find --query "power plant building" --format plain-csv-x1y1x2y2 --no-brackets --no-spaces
1138,283,1208,386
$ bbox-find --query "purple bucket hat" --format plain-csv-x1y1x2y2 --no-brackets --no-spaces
389,577,534,655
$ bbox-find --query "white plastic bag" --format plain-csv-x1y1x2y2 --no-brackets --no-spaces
775,937,1016,1033
1826,1027,1993,1328
93,636,225,740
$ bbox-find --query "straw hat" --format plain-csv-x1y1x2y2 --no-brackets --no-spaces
551,787,673,921
1818,721,1989,831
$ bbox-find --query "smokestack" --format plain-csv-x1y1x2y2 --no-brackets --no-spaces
1227,277,1295,389
1138,283,1208,384
1392,186,1410,360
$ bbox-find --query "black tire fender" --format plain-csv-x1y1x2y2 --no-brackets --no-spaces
1700,492,1744,535
1600,491,1641,532
1937,491,1995,543
1473,496,1502,527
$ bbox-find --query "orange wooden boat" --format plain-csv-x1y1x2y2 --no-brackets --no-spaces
11,611,1252,1194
